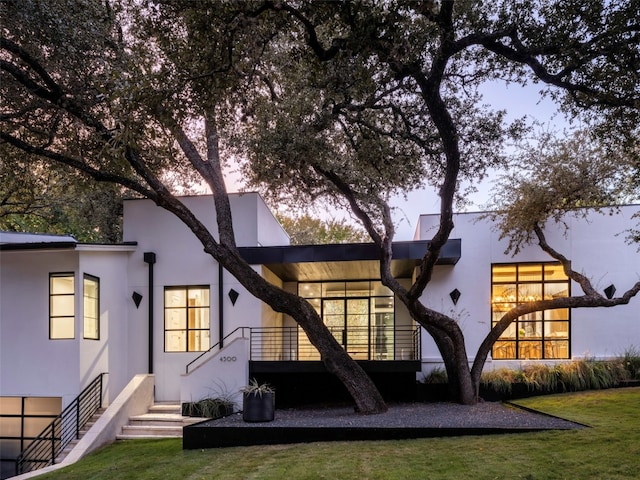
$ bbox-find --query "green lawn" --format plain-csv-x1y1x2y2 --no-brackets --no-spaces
37,388,640,480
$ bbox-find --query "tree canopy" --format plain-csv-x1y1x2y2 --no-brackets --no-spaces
0,147,124,242
487,129,639,253
2,0,639,410
276,214,369,245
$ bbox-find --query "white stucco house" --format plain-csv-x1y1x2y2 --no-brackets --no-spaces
1,193,638,475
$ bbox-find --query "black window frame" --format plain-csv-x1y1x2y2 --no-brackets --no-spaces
163,285,211,353
49,272,75,340
83,274,100,340
491,262,571,360
298,280,397,360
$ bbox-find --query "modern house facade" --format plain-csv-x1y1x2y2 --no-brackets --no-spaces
415,207,639,370
1,193,638,476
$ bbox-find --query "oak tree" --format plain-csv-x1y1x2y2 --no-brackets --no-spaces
2,0,639,407
235,0,640,402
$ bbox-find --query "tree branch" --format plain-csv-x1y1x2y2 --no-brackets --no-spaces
533,223,602,295
0,130,155,199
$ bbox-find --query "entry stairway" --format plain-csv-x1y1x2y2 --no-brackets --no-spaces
53,408,106,464
116,403,208,440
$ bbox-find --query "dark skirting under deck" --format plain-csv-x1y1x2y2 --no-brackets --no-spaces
248,361,421,407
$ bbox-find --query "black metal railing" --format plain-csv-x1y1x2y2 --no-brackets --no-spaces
185,327,250,374
15,373,106,476
249,326,421,361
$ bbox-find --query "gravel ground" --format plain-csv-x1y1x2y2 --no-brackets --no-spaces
203,401,584,431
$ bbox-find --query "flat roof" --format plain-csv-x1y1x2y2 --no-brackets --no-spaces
0,239,137,252
238,239,461,281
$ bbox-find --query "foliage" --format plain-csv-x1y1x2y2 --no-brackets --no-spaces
479,368,518,395
182,398,234,419
487,130,638,254
241,378,274,397
480,356,634,397
622,345,640,379
235,2,526,220
31,389,640,480
2,0,639,409
276,214,369,245
0,0,388,412
422,367,448,384
0,150,124,242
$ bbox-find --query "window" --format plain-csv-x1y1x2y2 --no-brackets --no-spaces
50,273,75,339
164,286,210,352
0,396,61,471
298,281,397,361
491,263,570,360
83,275,100,340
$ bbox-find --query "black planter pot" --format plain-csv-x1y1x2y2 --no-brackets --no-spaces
242,392,275,422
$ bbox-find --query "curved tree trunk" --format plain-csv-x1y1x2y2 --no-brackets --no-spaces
423,323,477,405
210,240,389,414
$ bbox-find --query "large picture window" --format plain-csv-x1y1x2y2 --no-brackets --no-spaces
298,281,396,361
164,286,210,352
83,274,100,340
50,273,75,339
491,263,570,360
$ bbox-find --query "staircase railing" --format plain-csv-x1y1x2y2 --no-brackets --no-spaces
15,372,106,476
185,327,250,374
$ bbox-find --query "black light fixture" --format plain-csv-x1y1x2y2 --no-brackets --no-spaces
132,291,143,308
604,284,616,299
449,288,461,305
228,288,239,306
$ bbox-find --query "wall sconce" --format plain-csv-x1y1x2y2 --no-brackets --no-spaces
604,284,616,299
449,288,461,305
228,289,239,306
132,291,143,308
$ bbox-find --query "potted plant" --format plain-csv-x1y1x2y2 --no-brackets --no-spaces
241,378,275,422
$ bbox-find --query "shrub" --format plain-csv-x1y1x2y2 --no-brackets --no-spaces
182,398,234,418
479,349,637,400
423,367,448,384
622,345,640,379
522,364,557,392
480,368,516,395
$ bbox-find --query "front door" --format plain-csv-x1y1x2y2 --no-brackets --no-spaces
322,298,370,360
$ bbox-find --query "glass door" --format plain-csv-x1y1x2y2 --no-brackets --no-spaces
346,298,369,359
322,298,370,360
322,299,345,346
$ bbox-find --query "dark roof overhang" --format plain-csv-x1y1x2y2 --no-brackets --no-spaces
238,239,461,282
0,241,78,251
0,241,138,251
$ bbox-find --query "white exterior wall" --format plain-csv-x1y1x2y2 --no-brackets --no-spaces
0,247,132,406
416,205,640,372
122,193,289,401
0,250,81,406
77,248,135,404
256,195,290,246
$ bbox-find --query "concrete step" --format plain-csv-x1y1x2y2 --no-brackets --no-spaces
116,403,209,440
129,413,208,426
118,424,184,438
148,403,182,414
55,440,78,463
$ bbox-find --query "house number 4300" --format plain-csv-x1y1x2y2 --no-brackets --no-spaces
220,356,237,362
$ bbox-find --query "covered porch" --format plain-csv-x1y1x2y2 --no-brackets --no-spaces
234,240,460,405
247,325,421,405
